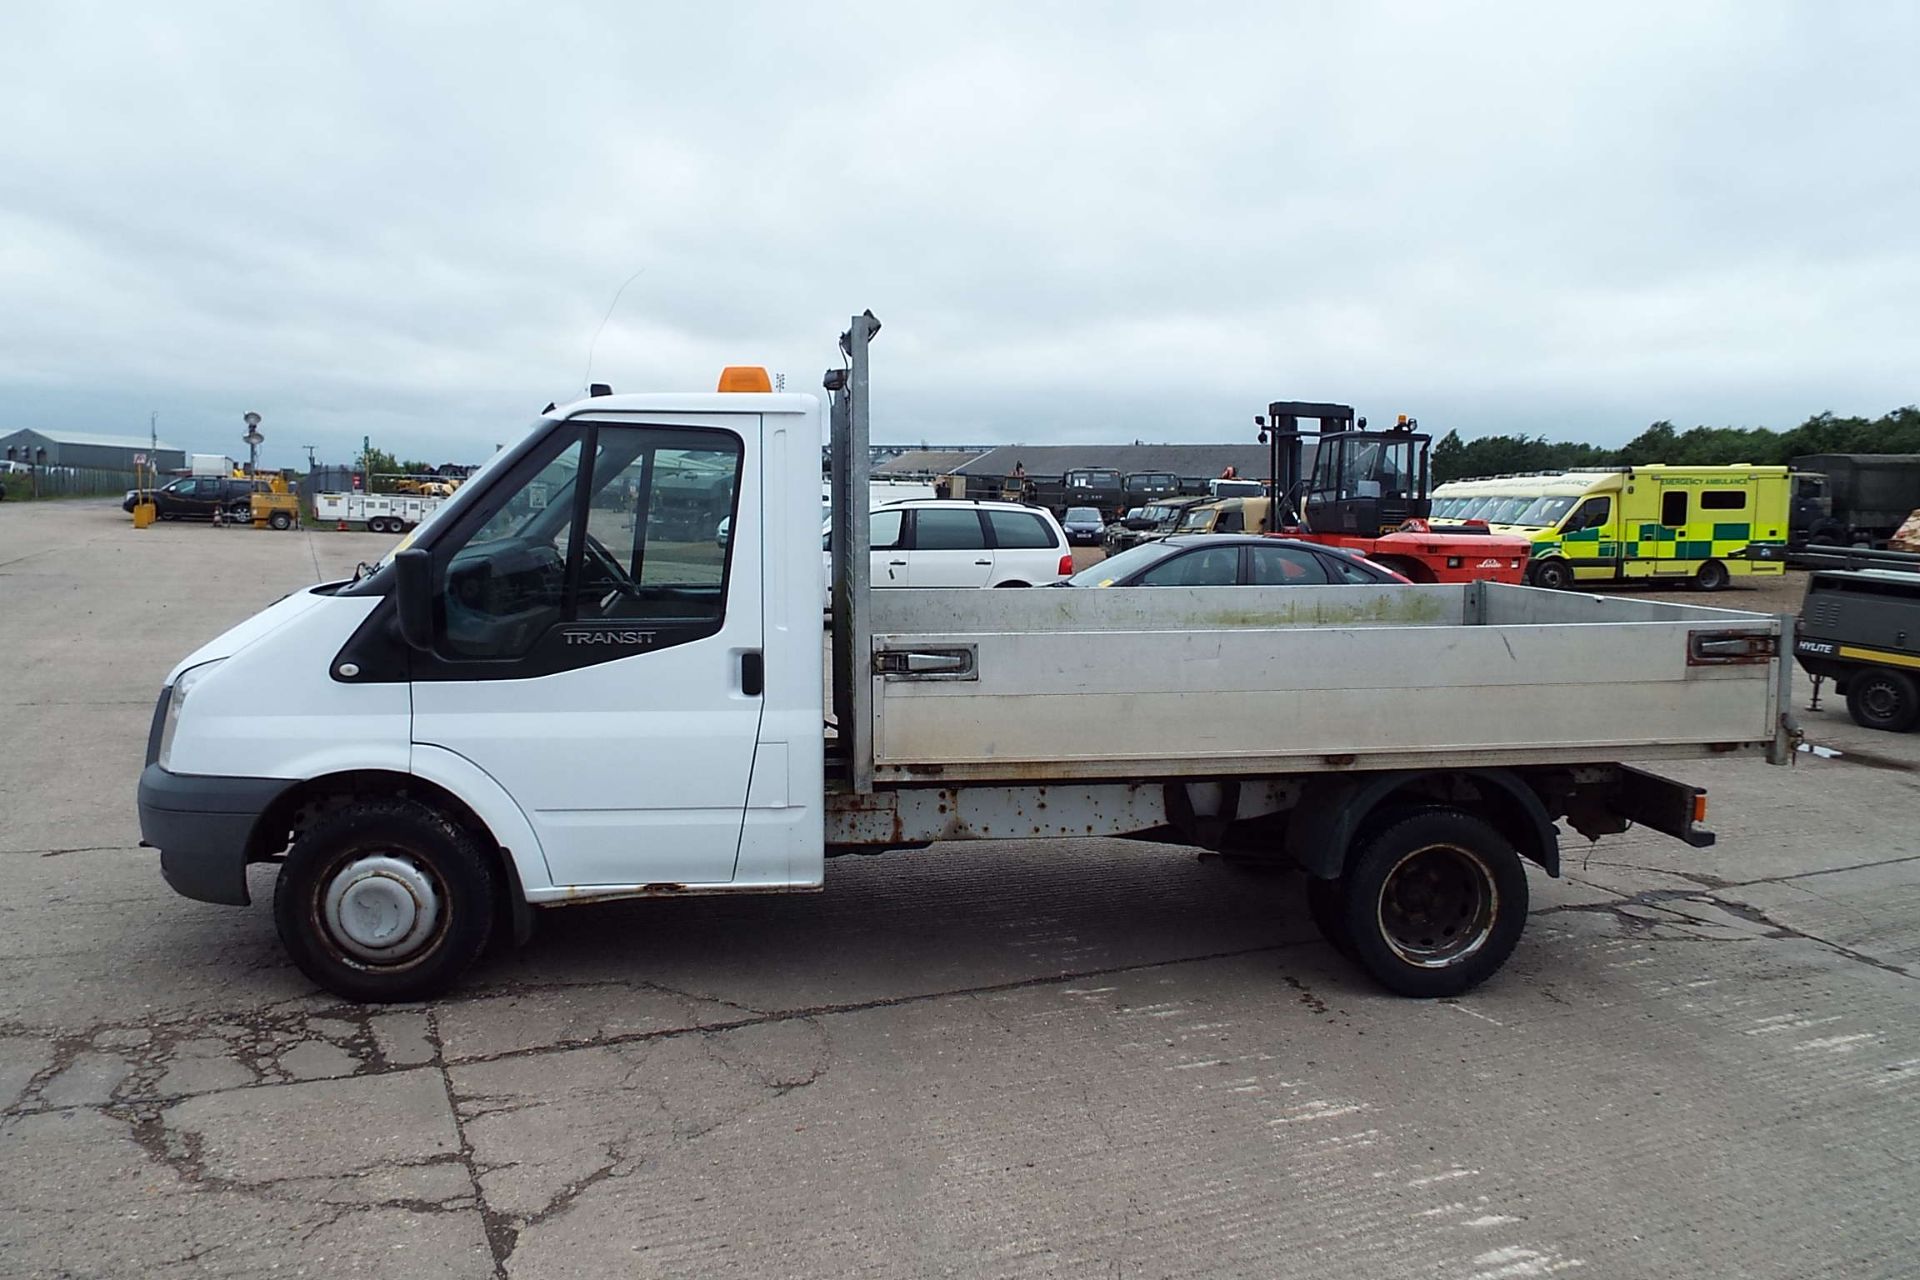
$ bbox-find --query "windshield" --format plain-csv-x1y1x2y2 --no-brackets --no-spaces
1178,508,1216,532
1478,496,1540,525
1067,539,1183,586
1066,507,1101,521
1512,495,1579,529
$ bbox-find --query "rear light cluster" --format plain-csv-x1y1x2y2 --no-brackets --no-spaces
1058,553,1075,577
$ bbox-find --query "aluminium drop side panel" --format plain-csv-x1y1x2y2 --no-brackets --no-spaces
866,583,1783,783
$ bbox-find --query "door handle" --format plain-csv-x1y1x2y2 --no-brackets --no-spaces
887,559,907,565
740,651,764,697
974,559,992,566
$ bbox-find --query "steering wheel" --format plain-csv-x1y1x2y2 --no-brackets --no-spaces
579,531,641,602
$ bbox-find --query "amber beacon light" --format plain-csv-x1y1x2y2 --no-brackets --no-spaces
717,366,773,393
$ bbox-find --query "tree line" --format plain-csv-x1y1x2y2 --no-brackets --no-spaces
1430,406,1920,484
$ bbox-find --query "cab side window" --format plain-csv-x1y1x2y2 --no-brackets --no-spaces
1565,496,1611,533
580,431,741,623
434,423,742,661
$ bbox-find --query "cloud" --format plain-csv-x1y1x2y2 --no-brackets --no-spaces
1,1,1914,468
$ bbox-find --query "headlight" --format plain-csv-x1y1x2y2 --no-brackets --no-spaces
157,659,225,771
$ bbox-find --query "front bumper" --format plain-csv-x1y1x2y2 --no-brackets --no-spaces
138,764,294,906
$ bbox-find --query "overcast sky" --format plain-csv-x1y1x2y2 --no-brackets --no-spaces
3,2,1915,468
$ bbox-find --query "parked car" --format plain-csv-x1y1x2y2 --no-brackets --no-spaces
824,499,1073,601
123,475,275,521
1061,506,1105,545
1062,535,1410,587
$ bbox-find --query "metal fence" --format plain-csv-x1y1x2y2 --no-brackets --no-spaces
0,466,138,500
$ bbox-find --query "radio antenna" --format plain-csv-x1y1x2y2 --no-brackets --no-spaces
583,267,647,393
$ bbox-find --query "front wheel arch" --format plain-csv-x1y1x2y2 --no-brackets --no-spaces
245,768,534,947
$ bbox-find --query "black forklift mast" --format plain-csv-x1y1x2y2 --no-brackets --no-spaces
1257,400,1431,535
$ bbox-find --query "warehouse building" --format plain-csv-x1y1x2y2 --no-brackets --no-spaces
0,428,185,473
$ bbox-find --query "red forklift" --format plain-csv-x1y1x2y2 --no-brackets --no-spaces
1257,400,1531,584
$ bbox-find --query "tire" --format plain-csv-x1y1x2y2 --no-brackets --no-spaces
1845,668,1920,733
993,580,1031,588
1306,875,1357,960
273,797,499,1003
1529,559,1573,590
1336,809,1528,998
268,511,293,531
1693,559,1730,592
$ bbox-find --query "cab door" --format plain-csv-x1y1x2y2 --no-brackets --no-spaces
409,416,763,888
1559,495,1616,582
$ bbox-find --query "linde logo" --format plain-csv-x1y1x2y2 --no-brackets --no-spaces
563,629,658,647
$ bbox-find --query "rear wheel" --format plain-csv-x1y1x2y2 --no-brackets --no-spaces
1336,809,1528,997
268,510,293,531
273,797,498,1002
1693,559,1730,592
1846,668,1920,733
1529,559,1573,590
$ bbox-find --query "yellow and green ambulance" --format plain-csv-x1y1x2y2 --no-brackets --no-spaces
1453,465,1790,590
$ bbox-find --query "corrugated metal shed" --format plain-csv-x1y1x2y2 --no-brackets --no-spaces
872,449,993,476
0,428,186,473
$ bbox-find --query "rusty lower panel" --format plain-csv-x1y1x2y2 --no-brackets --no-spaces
826,780,1301,847
529,882,823,907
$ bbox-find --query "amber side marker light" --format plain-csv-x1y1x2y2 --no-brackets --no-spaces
717,366,773,393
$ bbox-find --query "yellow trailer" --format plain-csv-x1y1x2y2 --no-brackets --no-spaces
1480,466,1789,590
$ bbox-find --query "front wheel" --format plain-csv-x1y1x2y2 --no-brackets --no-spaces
1529,559,1573,590
273,797,499,1002
268,510,293,531
1336,809,1528,997
1693,559,1730,592
1846,668,1920,733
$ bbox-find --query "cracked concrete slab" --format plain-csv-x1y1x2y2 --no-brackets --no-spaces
4,500,1919,1278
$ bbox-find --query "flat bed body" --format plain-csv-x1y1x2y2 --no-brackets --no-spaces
850,582,1789,787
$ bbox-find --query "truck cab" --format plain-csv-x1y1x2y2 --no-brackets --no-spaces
139,385,827,999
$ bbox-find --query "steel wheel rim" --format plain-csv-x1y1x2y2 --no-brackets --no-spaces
1862,680,1899,720
1377,843,1498,969
319,853,446,965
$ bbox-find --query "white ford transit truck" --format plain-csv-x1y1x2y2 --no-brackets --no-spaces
138,313,1796,1002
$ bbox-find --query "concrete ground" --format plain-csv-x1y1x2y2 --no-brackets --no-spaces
2,499,1915,1279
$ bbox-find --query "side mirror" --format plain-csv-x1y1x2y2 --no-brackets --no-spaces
393,548,434,651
